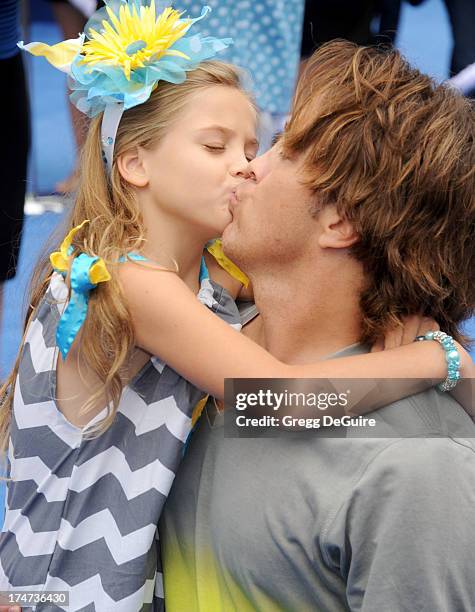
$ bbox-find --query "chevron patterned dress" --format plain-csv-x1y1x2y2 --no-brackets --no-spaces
0,271,242,611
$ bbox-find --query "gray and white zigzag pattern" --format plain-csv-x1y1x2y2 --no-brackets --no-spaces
0,273,241,611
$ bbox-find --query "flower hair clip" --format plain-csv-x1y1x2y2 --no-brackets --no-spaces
19,1,232,173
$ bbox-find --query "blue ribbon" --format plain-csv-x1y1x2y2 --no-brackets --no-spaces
56,253,103,359
199,256,209,282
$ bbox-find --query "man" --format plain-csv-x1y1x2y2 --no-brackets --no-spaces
160,41,475,611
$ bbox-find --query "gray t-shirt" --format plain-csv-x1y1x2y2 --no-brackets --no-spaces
160,343,475,611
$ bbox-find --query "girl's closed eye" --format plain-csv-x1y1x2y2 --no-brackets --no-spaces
204,144,226,152
204,144,255,162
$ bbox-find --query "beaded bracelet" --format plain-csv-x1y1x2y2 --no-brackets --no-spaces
415,331,461,392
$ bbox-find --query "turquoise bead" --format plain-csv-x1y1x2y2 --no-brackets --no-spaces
419,332,460,391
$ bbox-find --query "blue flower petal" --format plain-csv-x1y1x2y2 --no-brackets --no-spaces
65,3,233,117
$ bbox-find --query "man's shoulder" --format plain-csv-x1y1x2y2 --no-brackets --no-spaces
334,436,475,534
364,435,475,476
321,436,475,610
328,436,475,535
329,342,475,440
348,386,475,440
340,423,475,508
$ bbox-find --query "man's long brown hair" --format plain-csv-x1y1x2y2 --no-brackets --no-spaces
284,40,475,346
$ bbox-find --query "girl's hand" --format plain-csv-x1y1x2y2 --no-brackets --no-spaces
371,315,440,352
371,313,473,379
371,315,474,419
450,347,475,421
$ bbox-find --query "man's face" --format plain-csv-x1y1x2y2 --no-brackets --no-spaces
222,142,319,270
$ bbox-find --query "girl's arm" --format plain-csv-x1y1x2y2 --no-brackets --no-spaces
119,265,473,414
371,315,475,419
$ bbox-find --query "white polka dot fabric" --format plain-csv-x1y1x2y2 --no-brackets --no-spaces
171,0,305,114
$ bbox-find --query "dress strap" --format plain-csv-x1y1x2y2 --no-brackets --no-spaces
118,252,148,263
238,302,259,326
122,252,209,283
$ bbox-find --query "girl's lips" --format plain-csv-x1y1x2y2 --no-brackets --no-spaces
229,190,239,210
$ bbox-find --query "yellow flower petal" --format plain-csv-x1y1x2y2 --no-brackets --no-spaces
206,239,250,288
81,1,191,80
18,36,84,73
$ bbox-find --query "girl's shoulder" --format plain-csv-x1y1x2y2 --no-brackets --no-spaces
117,258,242,328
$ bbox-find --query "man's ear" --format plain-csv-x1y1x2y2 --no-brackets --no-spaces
116,146,149,187
317,204,359,249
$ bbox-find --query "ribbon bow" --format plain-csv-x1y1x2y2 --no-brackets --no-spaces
18,3,233,174
50,220,111,359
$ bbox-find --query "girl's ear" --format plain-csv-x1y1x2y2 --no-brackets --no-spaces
116,147,149,187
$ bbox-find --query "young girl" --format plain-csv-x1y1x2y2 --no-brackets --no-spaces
1,3,472,611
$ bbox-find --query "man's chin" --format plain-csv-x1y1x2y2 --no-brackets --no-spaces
221,217,234,241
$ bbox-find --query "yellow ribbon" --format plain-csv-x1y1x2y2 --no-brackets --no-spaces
192,396,208,427
50,219,111,284
206,239,250,288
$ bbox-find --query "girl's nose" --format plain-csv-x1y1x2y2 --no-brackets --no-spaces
231,159,256,181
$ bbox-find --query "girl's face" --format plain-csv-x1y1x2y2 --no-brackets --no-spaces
139,85,258,240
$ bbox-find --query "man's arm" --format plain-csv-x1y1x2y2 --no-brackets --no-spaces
323,438,475,612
